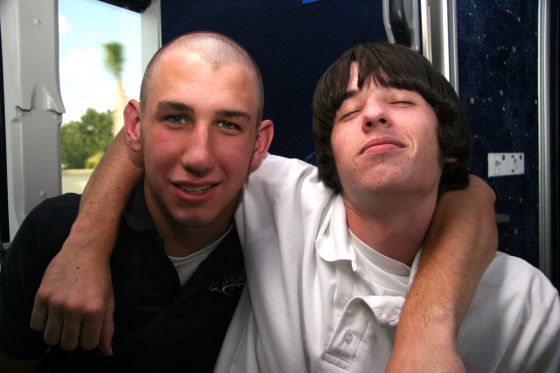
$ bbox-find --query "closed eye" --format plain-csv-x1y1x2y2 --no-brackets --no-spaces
390,100,414,108
339,109,361,122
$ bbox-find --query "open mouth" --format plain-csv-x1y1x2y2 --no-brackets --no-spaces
179,184,214,194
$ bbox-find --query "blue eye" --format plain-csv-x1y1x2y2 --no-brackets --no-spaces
167,115,186,124
217,121,239,130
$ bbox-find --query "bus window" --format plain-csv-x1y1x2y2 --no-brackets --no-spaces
0,22,9,246
58,0,141,194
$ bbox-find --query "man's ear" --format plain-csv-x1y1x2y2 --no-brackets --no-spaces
123,99,143,153
249,119,274,172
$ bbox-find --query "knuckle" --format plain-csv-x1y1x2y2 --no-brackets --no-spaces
82,302,105,320
48,296,71,312
34,290,51,305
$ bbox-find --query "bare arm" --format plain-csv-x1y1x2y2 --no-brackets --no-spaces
30,130,142,355
386,175,498,372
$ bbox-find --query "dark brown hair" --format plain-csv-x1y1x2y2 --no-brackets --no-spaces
312,42,471,194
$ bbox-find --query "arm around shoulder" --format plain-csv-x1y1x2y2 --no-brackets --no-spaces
386,175,498,373
30,129,143,355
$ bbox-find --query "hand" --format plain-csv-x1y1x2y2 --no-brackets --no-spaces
30,223,115,355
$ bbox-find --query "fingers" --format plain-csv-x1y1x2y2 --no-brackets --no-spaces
28,243,115,354
42,307,63,347
99,297,115,356
80,307,104,351
30,292,107,352
31,292,71,347
30,295,49,332
59,312,83,351
32,290,79,349
37,302,83,351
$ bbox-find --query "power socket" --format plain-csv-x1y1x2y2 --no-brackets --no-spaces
487,153,524,177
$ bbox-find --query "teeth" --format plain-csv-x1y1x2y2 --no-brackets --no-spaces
180,185,212,194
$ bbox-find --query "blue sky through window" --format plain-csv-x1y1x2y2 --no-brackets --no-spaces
58,0,141,123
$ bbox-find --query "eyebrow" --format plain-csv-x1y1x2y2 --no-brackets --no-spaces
156,101,194,114
339,90,359,106
215,110,252,122
155,101,252,122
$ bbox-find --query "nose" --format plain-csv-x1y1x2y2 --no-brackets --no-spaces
181,124,215,176
362,97,389,131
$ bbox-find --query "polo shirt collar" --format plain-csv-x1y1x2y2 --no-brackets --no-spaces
315,194,424,281
123,178,157,233
315,195,358,271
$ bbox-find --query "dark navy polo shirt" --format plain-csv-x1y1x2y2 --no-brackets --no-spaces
0,181,246,372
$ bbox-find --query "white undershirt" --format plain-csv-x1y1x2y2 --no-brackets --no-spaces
349,229,413,288
167,225,233,286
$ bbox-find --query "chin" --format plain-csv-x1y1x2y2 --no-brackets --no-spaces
174,215,217,228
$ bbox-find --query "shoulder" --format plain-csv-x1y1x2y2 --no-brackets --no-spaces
461,252,559,369
28,193,81,215
250,153,318,179
246,153,331,197
490,252,556,290
21,193,81,228
477,252,559,310
8,193,81,257
469,253,560,371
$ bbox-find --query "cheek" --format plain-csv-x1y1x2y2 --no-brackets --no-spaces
143,135,181,171
330,128,358,188
425,128,440,158
216,138,255,173
330,127,348,163
414,127,443,173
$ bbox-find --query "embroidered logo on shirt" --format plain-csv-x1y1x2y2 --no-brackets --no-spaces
209,272,246,296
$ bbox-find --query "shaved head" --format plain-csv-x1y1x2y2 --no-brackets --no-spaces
140,31,264,123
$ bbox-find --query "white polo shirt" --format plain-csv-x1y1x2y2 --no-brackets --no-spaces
215,154,560,373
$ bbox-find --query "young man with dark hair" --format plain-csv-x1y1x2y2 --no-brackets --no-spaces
215,42,560,372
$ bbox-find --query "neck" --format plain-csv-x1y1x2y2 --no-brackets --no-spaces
343,189,438,266
143,188,235,258
156,219,231,257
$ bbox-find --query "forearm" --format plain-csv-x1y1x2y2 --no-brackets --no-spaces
411,175,497,331
30,130,142,353
73,129,143,257
387,175,498,372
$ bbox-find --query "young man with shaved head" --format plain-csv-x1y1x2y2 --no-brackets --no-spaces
0,32,273,372
2,33,502,371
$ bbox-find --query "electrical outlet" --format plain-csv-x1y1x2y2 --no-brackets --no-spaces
488,153,524,177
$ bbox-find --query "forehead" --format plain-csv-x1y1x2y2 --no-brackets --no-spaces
347,62,360,89
147,49,260,115
346,62,385,92
346,62,429,101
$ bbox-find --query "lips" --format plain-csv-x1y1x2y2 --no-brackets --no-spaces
172,181,219,200
179,184,213,194
359,137,406,155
